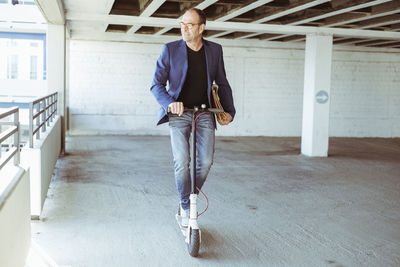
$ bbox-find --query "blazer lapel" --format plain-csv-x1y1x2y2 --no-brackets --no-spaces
203,39,212,106
177,40,188,98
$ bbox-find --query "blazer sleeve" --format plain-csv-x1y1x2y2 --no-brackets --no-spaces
150,44,175,111
215,45,236,120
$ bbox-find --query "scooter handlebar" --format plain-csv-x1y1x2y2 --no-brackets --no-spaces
167,105,224,114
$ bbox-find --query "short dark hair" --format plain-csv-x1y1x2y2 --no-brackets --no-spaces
186,8,206,25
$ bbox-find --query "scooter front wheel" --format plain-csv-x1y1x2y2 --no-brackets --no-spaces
187,228,200,257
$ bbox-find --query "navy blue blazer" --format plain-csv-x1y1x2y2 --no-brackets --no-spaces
151,39,236,126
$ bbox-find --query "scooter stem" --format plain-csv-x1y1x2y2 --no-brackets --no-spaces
191,110,197,194
189,194,198,220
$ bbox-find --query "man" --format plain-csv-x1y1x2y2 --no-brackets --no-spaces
150,8,235,226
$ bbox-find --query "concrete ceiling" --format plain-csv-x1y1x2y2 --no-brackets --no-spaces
41,0,400,48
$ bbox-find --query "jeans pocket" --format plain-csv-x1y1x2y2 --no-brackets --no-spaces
196,113,214,130
168,113,190,128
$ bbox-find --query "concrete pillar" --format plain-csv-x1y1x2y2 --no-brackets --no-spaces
301,34,333,157
47,24,66,152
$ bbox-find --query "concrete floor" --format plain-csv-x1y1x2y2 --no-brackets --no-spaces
31,136,400,267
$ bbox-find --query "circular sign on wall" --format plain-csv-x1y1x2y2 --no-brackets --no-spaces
316,90,329,104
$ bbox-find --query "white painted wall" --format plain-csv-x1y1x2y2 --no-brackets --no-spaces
21,116,61,218
0,80,47,97
0,166,31,267
68,39,400,137
330,50,400,137
47,24,65,116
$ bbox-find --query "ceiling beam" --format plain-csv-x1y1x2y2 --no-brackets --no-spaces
69,29,306,49
390,23,400,31
326,0,400,27
103,0,115,14
334,38,365,45
254,0,330,24
268,13,400,43
321,6,400,44
372,43,400,48
69,28,400,50
212,0,330,38
140,0,166,17
334,36,356,42
127,0,167,34
215,0,274,21
260,0,391,41
34,0,65,25
211,1,400,41
0,21,47,33
286,0,391,25
101,0,119,33
355,39,400,46
335,34,400,45
339,38,388,45
358,14,400,28
65,13,400,40
208,0,275,38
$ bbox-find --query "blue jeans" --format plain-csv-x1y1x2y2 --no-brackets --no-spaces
169,112,215,211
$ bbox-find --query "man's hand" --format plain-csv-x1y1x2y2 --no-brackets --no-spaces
168,102,184,116
218,113,233,126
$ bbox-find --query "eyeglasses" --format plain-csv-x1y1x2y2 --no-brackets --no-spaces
179,22,200,29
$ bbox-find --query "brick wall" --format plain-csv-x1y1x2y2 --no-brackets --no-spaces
68,40,400,137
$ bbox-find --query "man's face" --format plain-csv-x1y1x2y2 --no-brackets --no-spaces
180,10,204,42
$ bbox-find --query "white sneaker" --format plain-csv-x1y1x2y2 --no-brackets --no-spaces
180,206,189,227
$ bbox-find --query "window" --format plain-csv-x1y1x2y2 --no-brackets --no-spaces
20,0,35,5
0,0,36,5
8,55,18,79
0,33,46,81
30,55,37,80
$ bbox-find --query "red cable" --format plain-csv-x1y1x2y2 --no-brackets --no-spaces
196,185,209,216
193,112,206,132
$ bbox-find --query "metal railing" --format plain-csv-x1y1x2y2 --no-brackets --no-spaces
29,92,58,148
0,107,20,170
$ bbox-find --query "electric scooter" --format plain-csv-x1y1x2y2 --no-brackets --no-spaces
171,104,223,257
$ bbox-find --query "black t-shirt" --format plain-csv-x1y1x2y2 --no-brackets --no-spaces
177,44,208,108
